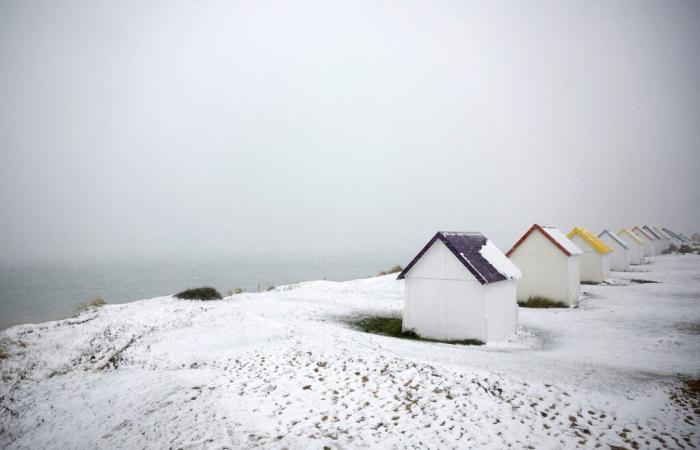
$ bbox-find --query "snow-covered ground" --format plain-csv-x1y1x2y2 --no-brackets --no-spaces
1,255,698,449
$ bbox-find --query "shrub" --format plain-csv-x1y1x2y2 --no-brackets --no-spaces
174,287,222,301
678,244,695,254
377,265,403,276
662,244,678,255
346,315,483,345
518,296,568,308
75,297,107,314
228,287,245,296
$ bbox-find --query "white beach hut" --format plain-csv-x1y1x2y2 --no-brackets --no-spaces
652,226,672,252
633,226,656,257
662,228,682,247
506,224,582,307
567,227,612,283
643,225,667,254
397,231,521,343
598,230,630,271
617,228,645,265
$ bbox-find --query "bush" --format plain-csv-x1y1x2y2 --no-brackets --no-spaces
662,244,679,255
75,297,107,314
678,244,695,254
518,296,568,308
174,287,222,301
377,265,403,276
346,315,483,345
228,288,245,296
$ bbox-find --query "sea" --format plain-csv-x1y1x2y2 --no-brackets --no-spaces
0,252,402,330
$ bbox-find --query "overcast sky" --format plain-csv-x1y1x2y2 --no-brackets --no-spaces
1,0,699,263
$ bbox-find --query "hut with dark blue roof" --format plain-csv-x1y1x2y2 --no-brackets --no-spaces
397,231,521,343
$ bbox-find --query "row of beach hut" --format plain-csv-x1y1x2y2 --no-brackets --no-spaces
397,224,691,344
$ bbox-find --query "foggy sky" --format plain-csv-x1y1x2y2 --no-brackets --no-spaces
1,0,699,263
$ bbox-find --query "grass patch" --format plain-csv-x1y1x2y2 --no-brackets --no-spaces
174,287,222,301
580,281,602,285
0,349,7,359
228,287,245,296
377,265,403,276
345,315,483,346
518,296,568,308
75,297,107,314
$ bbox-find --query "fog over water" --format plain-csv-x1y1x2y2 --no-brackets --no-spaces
1,2,699,267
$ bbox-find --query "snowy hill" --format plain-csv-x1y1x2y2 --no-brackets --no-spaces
1,255,699,449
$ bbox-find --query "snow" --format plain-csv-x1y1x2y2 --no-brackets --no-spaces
479,240,522,279
542,226,584,255
1,255,699,449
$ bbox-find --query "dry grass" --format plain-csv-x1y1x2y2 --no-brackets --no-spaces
75,297,107,314
377,265,403,276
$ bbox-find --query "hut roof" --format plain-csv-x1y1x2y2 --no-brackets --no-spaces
507,224,582,257
598,230,628,249
567,227,613,254
397,232,521,284
617,228,644,245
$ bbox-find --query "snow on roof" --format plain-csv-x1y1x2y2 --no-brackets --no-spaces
633,226,654,241
397,231,519,284
662,228,680,240
567,227,613,254
541,226,583,255
653,227,671,240
617,228,644,245
479,240,522,280
506,224,582,257
643,225,663,240
598,230,627,249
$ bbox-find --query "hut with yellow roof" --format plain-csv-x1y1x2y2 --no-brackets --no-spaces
617,228,645,265
567,227,612,283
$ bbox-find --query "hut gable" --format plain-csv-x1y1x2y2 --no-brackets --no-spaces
598,230,627,249
398,232,520,284
507,224,582,257
567,227,612,254
632,226,654,241
617,228,644,245
643,225,663,240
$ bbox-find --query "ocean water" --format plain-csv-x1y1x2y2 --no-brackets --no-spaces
0,253,401,330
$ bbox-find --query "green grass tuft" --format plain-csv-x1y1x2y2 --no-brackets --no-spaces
345,315,483,346
518,296,568,308
174,287,222,301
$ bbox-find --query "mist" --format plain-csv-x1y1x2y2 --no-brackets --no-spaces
1,0,699,264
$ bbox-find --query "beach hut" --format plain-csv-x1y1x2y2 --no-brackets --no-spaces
397,231,521,343
659,227,679,249
617,228,645,265
598,230,630,271
652,226,672,252
661,228,682,247
506,224,582,307
567,227,612,283
632,226,656,257
643,225,666,254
